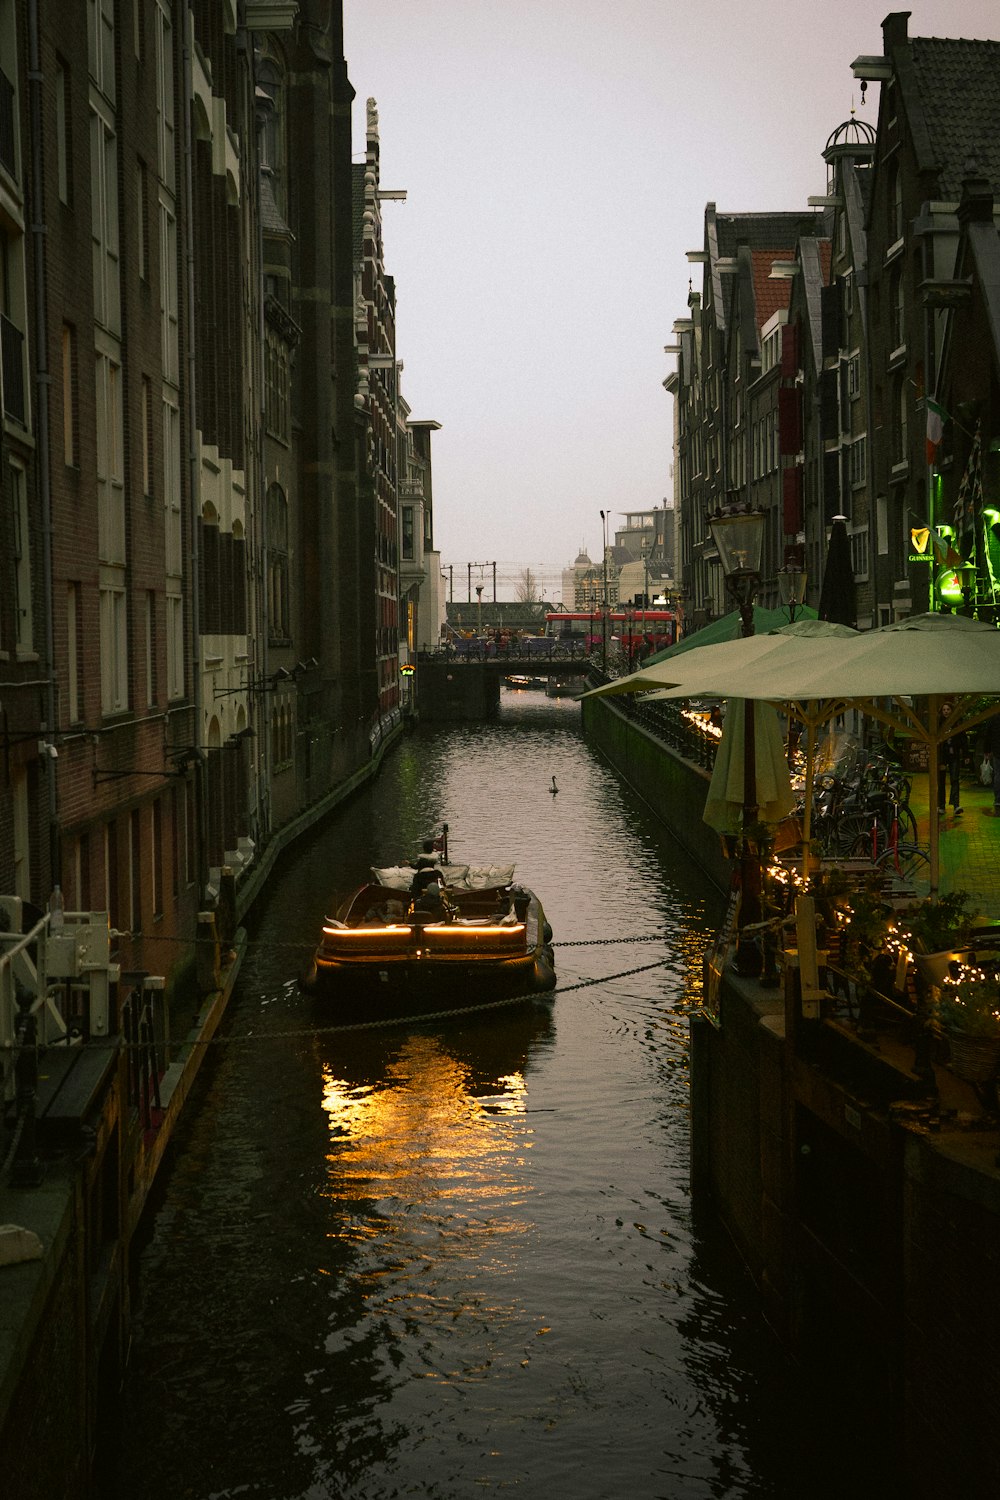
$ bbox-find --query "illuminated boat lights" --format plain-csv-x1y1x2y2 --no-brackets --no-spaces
423,922,525,936
322,923,413,937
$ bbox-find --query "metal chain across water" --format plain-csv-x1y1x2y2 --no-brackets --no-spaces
59,954,683,1048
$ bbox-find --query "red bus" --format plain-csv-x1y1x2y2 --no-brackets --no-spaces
544,609,676,654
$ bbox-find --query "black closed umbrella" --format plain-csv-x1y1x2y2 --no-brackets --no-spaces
818,515,857,628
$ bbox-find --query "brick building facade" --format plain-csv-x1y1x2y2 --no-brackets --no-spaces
0,0,407,990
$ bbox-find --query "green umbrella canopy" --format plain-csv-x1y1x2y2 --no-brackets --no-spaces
643,604,818,668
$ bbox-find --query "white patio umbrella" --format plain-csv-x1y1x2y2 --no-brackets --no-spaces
703,700,798,835
641,614,1000,892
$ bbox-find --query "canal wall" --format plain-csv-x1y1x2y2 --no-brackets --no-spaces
584,689,1000,1499
0,726,404,1500
579,692,730,894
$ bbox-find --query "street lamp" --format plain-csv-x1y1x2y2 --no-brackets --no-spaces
777,563,808,623
599,509,610,670
709,507,767,978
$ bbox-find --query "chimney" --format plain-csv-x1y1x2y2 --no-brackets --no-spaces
882,12,911,50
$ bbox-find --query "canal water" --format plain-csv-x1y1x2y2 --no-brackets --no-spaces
110,694,881,1500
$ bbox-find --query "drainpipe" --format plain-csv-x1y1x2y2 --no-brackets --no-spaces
182,5,207,897
252,63,272,847
27,0,58,884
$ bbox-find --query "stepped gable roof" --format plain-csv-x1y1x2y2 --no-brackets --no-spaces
907,36,1000,197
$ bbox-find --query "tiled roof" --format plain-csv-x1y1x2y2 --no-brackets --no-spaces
715,212,818,258
751,249,795,328
909,37,1000,197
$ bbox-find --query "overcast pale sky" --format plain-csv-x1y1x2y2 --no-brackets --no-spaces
343,1,1000,600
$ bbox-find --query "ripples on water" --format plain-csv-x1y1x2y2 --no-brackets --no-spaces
112,695,878,1500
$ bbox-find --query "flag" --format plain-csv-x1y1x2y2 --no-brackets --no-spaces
926,396,948,464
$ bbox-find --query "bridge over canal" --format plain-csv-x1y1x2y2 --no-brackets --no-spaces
414,645,591,720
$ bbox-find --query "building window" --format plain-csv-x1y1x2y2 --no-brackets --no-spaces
0,224,28,426
158,199,178,382
90,106,120,335
892,268,905,349
11,461,32,652
163,393,181,576
151,798,163,918
145,589,156,707
849,526,869,580
153,0,174,192
264,329,289,442
267,484,289,639
166,590,183,699
401,505,414,561
99,581,128,713
849,434,867,488
257,58,286,215
847,351,861,401
890,162,903,243
67,582,82,721
141,375,152,495
56,60,71,203
137,159,148,281
895,375,908,463
96,351,125,563
129,808,141,933
87,0,116,103
62,324,77,464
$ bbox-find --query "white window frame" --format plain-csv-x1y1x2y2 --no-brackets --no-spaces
67,582,81,722
159,198,179,382
163,392,182,575
89,104,120,335
11,460,32,653
99,577,128,714
96,350,125,563
166,590,184,700
87,0,116,104
154,1,175,192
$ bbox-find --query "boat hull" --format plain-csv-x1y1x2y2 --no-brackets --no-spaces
299,882,556,1021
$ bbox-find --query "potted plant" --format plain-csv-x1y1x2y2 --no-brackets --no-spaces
901,891,976,986
935,964,1000,1085
840,878,892,984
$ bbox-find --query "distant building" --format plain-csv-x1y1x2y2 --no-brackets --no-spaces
398,411,446,654
665,12,1000,629
561,549,595,609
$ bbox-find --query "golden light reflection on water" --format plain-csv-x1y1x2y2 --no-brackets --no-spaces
320,1033,534,1248
316,1032,544,1383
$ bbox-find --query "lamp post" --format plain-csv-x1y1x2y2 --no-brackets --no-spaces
777,563,808,623
709,507,767,978
599,509,610,670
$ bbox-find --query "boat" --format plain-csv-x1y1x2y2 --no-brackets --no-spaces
546,672,586,697
504,673,547,691
299,858,556,1017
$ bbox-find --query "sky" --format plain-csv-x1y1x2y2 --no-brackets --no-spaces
343,1,1000,601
